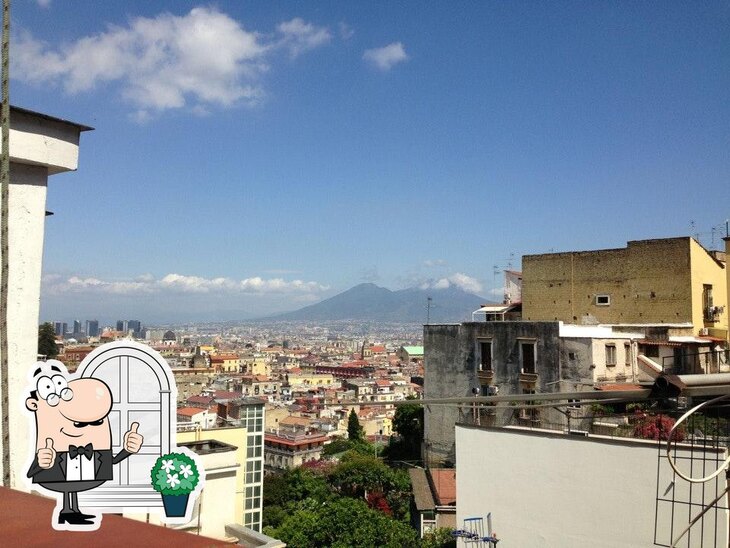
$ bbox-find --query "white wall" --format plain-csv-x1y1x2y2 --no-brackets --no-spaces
6,163,49,489
0,108,87,489
456,425,728,547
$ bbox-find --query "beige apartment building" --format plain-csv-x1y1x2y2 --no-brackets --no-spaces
522,237,728,340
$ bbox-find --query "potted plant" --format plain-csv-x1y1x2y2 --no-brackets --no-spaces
150,451,201,518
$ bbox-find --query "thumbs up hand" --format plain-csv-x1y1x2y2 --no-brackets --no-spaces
37,438,56,469
123,422,143,454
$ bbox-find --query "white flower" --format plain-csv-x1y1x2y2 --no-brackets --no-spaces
166,473,180,488
179,464,193,479
161,459,175,472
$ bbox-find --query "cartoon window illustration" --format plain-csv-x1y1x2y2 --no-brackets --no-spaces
76,342,174,510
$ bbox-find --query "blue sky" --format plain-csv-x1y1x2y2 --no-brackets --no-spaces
11,1,730,323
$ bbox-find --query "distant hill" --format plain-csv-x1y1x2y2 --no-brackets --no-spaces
268,283,490,323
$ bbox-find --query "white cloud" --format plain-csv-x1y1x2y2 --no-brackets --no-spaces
423,259,446,268
363,42,408,71
42,272,329,296
13,8,330,119
421,273,483,294
36,0,51,7
338,22,354,41
276,17,331,58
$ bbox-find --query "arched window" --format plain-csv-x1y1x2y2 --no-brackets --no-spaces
76,341,175,511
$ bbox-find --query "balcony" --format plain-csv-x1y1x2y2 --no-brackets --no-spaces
477,369,494,384
519,371,538,388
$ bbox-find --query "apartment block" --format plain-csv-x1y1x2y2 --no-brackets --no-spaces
522,237,728,339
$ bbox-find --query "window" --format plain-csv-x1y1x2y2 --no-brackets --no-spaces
605,344,616,366
520,341,536,374
76,343,175,510
640,344,660,359
703,284,715,321
595,294,611,306
624,343,631,366
478,340,492,371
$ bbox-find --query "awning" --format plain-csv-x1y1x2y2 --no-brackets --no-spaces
473,305,511,314
639,340,682,347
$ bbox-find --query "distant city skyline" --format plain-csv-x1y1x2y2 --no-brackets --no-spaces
10,2,729,322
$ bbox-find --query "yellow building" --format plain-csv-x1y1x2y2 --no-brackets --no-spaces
242,354,270,376
522,237,728,339
211,353,241,373
726,236,730,341
177,426,247,527
287,372,336,388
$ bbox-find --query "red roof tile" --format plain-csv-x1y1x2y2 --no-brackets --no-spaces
0,487,227,547
177,407,205,417
429,468,456,506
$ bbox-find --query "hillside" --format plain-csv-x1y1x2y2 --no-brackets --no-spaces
269,283,489,323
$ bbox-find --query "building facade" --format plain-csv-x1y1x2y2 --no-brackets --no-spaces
522,237,728,339
423,319,726,466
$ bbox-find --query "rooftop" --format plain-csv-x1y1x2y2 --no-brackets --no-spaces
179,439,238,455
0,487,226,547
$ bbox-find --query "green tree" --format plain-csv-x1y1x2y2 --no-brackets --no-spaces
329,452,412,521
37,322,58,358
267,496,419,548
384,398,423,463
263,467,334,528
393,399,423,444
322,436,352,456
348,408,364,441
422,527,457,548
331,452,392,498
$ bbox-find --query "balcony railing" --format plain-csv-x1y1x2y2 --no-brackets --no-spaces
477,369,493,384
661,349,729,375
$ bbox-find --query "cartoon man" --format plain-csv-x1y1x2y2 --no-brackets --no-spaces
25,360,144,528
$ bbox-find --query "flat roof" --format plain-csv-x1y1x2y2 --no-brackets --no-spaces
11,105,94,132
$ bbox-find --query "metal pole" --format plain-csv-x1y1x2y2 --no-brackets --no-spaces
0,0,10,488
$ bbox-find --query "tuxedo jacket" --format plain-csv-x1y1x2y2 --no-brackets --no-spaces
27,448,132,484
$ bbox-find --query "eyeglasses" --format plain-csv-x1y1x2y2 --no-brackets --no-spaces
36,375,73,407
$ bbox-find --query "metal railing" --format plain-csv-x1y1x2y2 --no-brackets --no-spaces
661,349,729,375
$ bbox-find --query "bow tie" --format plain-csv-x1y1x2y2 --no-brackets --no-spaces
68,443,94,460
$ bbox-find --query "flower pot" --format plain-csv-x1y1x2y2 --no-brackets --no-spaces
161,493,190,517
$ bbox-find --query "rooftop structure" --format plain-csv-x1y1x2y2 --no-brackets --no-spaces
0,106,90,489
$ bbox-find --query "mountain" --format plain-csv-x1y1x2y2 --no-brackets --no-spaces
268,283,490,323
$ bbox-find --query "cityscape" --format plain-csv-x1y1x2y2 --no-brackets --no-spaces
1,2,729,548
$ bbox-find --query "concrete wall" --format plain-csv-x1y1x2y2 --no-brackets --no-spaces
0,108,88,489
6,163,49,488
456,425,728,547
424,322,572,466
522,238,722,328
